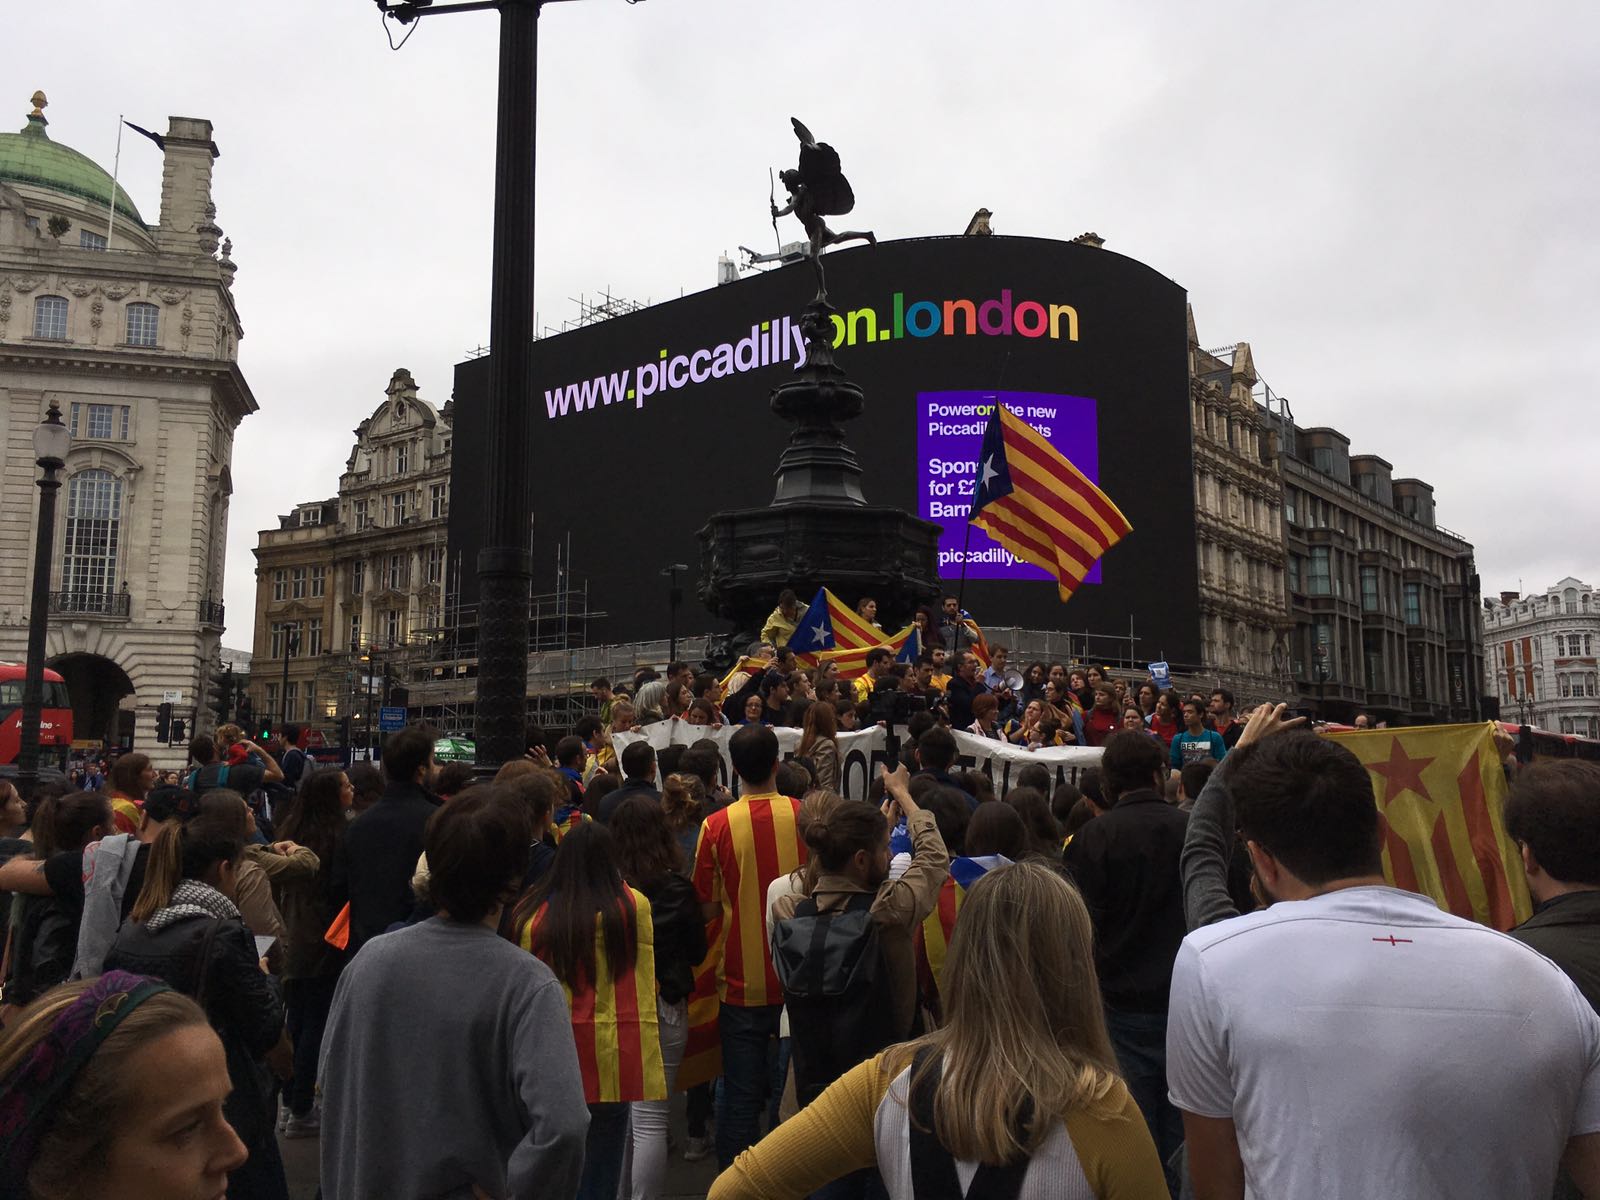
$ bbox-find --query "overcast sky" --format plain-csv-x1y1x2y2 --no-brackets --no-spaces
8,0,1598,648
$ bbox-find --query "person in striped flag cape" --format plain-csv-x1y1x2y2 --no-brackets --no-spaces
517,821,666,1200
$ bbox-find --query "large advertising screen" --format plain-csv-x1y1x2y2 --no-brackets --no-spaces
450,235,1199,663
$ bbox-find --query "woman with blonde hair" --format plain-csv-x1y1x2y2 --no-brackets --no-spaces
712,859,1164,1198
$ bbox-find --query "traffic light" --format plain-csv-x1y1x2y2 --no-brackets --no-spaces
236,691,254,734
171,718,187,744
156,702,172,743
207,663,233,724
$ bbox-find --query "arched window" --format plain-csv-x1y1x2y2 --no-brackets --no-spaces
33,295,68,339
126,302,159,347
62,469,123,599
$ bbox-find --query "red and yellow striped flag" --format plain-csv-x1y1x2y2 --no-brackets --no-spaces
522,887,667,1103
1325,723,1532,931
914,856,1005,1023
969,404,1132,602
676,912,726,1091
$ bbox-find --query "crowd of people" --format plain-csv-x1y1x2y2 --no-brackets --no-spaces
1,597,1598,1198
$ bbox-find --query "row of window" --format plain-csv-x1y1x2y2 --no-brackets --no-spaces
349,484,448,531
31,295,160,346
1492,634,1598,665
1285,489,1456,577
350,547,444,595
263,681,318,723
272,566,327,602
348,608,405,648
1488,590,1593,622
269,619,324,659
1556,634,1596,657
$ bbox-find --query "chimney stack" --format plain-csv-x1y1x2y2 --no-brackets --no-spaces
1499,590,1519,606
155,116,219,257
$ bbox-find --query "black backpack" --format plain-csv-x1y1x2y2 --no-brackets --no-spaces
771,891,900,1105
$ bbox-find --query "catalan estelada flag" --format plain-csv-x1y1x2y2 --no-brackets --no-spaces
1325,723,1532,931
914,854,1008,1023
789,587,880,657
521,887,667,1103
969,404,1132,602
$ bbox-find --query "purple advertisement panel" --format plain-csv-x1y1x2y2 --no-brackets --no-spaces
917,390,1103,584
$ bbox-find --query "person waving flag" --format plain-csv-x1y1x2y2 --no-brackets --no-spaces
969,403,1133,602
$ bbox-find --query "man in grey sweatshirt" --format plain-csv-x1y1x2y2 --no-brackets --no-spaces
319,786,588,1200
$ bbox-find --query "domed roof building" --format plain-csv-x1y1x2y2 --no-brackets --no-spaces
0,91,258,769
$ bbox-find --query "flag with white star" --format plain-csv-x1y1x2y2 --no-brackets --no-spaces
786,587,836,652
968,403,1133,603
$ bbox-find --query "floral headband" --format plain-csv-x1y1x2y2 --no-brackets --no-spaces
0,971,173,1193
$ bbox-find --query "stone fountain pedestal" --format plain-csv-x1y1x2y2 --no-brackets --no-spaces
697,301,941,652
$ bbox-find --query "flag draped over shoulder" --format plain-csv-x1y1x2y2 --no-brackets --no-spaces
1325,723,1531,931
676,913,726,1090
968,404,1132,602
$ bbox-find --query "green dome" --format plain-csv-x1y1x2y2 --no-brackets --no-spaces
0,113,145,227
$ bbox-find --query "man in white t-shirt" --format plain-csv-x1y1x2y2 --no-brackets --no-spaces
1167,715,1600,1200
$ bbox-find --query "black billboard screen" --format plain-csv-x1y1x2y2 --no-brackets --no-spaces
451,235,1198,663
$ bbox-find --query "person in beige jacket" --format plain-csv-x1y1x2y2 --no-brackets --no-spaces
771,764,949,1060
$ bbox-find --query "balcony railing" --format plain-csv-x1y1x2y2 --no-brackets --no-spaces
200,598,226,627
49,590,130,618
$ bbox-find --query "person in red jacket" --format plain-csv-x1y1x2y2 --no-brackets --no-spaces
1081,683,1121,747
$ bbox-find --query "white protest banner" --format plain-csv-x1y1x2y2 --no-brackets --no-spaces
946,729,1103,795
612,720,1102,802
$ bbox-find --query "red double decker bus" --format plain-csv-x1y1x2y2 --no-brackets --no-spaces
0,662,74,766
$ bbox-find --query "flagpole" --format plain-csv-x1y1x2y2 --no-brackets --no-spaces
953,515,973,656
105,116,124,247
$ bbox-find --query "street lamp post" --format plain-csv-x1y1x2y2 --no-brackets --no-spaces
372,0,642,777
661,563,688,664
18,401,71,799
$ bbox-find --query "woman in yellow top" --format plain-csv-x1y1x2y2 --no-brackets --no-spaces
710,859,1165,1199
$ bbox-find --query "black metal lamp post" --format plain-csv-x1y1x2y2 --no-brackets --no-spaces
661,563,687,663
19,401,71,798
373,0,644,777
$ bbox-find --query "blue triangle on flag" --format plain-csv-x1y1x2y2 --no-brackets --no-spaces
788,586,835,652
897,627,921,664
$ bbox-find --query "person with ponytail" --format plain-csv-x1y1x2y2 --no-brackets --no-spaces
517,820,665,1200
712,860,1166,1198
103,809,289,1200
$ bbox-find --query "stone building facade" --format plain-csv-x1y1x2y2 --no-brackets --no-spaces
1273,425,1482,724
0,93,255,767
248,368,451,741
1481,578,1599,738
1187,313,1291,697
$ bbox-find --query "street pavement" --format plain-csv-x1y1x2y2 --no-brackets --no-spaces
280,1092,721,1199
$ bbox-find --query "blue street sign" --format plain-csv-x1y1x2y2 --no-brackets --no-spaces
378,706,407,732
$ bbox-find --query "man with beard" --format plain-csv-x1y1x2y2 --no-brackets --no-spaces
770,765,948,1106
1170,704,1600,1200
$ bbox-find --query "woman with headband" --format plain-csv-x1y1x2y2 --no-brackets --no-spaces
0,970,247,1199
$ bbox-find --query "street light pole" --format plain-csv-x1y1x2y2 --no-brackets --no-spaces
19,401,71,798
661,563,688,664
372,0,643,775
472,0,541,778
